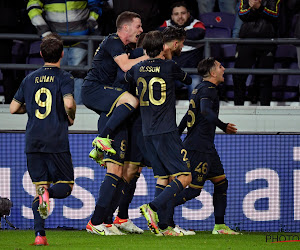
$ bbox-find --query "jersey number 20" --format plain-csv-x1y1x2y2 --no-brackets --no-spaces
137,77,166,106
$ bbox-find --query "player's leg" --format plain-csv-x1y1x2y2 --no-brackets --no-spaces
87,162,124,235
88,126,128,235
47,152,74,200
94,92,139,154
82,84,130,155
113,115,144,233
208,150,239,235
170,151,209,235
147,132,191,213
27,153,52,245
140,132,191,235
33,184,49,246
114,164,143,234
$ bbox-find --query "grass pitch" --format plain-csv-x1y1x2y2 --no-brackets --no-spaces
1,230,300,249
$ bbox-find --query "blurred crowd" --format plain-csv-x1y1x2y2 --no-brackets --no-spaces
0,0,299,105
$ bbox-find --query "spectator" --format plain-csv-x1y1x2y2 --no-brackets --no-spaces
158,1,206,99
232,0,281,106
27,0,104,104
232,1,243,38
197,0,236,15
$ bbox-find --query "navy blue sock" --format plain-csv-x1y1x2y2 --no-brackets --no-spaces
99,103,135,138
173,187,201,207
154,183,167,228
155,183,165,198
213,179,228,223
48,183,72,199
117,173,139,219
104,178,129,223
150,179,183,211
32,197,45,236
91,173,120,225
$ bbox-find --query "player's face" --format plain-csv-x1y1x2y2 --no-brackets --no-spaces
172,39,184,57
213,61,225,83
171,6,190,26
127,18,143,44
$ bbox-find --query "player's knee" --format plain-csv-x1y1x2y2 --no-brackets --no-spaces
128,95,139,108
179,173,192,188
119,92,139,108
214,178,228,195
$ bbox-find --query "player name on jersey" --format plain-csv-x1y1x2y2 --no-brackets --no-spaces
139,66,160,73
35,75,55,83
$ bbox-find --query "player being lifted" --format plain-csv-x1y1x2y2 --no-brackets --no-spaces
10,34,76,245
174,57,239,234
125,30,192,236
82,11,148,157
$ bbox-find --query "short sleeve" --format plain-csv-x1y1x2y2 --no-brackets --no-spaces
171,61,192,85
125,66,135,83
107,37,127,59
13,79,25,104
61,72,74,97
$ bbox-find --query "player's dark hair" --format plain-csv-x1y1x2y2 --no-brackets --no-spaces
171,1,189,13
197,57,216,78
116,11,141,30
136,33,146,48
40,33,63,63
162,26,186,43
143,31,164,58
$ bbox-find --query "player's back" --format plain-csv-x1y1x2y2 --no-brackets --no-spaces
19,66,73,153
85,33,125,86
130,58,188,136
184,81,220,152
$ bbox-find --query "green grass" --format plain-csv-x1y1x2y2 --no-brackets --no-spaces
1,230,300,249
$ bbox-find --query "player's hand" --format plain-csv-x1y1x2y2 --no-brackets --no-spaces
68,116,74,126
226,123,237,134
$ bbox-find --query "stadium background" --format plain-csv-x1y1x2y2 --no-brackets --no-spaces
1,105,300,232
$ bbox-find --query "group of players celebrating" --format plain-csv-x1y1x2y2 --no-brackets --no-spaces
10,11,239,246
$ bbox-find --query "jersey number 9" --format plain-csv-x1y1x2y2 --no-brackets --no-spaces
35,87,52,119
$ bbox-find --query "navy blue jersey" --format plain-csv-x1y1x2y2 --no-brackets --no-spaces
13,66,74,153
183,81,220,152
84,33,127,85
126,58,191,136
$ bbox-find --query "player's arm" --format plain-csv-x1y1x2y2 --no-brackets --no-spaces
178,111,188,135
10,100,27,114
114,53,148,72
63,95,76,126
200,98,237,134
173,62,192,85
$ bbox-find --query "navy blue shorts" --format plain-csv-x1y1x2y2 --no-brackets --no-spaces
27,152,74,185
144,131,191,178
188,149,225,189
125,114,151,167
97,113,128,166
82,81,126,116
